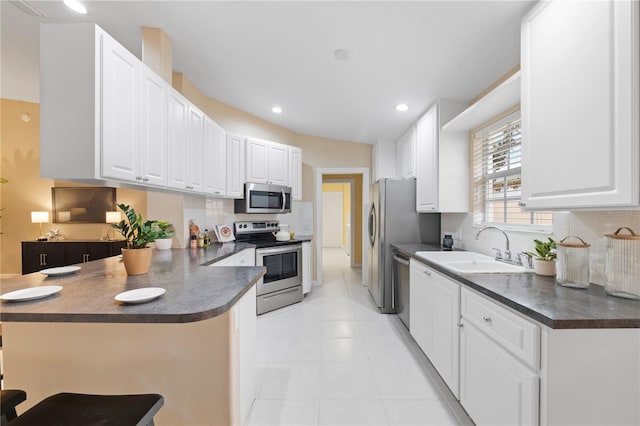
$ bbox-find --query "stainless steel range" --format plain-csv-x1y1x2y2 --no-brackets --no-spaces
235,221,303,315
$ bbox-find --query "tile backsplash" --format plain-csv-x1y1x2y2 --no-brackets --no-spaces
442,210,640,285
182,197,313,244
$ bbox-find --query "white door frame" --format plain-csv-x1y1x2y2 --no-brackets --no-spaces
315,167,369,286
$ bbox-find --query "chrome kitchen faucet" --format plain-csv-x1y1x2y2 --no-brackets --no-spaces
475,226,512,264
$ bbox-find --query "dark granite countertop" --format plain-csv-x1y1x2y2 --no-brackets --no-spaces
392,243,640,330
0,242,265,324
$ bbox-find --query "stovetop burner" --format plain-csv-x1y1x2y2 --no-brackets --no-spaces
234,220,301,248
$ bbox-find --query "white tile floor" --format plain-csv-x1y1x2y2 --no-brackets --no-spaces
248,248,473,426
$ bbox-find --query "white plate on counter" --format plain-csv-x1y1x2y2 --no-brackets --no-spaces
115,287,166,304
1,285,63,302
39,266,81,276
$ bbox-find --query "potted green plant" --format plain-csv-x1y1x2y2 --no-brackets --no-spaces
154,221,175,250
527,237,557,276
111,203,160,275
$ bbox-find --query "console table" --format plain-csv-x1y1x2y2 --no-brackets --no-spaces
21,240,127,274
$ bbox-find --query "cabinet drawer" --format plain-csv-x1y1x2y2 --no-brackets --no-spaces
461,288,539,369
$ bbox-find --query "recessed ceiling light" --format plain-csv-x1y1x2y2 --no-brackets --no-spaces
272,106,282,114
64,0,87,14
334,49,350,61
395,104,409,112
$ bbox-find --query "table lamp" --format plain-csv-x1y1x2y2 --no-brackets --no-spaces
105,211,121,241
31,211,50,241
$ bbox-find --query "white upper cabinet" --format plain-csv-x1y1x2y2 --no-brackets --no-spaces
139,64,168,187
267,142,289,185
226,134,246,199
396,125,416,179
246,138,269,183
167,89,189,190
416,106,439,211
415,100,468,212
39,23,300,199
521,0,639,209
41,24,169,188
289,146,302,200
203,117,226,196
186,105,205,193
101,33,140,182
372,142,398,182
246,138,290,186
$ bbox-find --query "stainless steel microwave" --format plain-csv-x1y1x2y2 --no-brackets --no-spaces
234,183,292,214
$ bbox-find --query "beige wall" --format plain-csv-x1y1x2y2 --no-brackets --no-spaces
0,99,146,275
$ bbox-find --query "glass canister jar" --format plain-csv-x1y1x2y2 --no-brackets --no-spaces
556,236,590,289
604,227,640,300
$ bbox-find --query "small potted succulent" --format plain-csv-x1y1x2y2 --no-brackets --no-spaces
111,203,160,275
527,237,557,276
154,221,175,250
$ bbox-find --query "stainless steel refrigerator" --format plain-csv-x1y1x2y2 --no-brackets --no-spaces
367,178,441,314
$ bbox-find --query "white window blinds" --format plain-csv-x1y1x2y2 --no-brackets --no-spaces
473,115,552,229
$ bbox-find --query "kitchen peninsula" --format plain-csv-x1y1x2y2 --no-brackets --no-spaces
1,244,264,425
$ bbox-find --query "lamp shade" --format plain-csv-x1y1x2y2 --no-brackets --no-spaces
31,211,50,224
105,211,121,224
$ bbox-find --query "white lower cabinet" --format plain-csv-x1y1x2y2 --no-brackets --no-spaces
302,241,312,294
233,283,257,425
409,259,460,397
459,287,539,426
460,319,539,426
409,260,429,352
213,247,257,424
409,260,639,426
212,248,256,267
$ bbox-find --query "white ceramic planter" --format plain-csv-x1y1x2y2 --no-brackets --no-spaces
155,238,173,250
533,259,555,276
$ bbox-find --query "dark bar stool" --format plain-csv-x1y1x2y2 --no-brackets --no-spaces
1,390,27,423
1,391,163,426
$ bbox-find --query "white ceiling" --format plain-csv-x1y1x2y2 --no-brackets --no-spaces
1,0,535,145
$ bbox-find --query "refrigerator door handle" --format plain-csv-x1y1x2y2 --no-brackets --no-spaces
368,204,376,247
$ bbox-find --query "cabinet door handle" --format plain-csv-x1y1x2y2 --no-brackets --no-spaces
457,323,464,328
483,316,492,324
142,176,149,182
135,176,143,180
423,270,431,276
40,253,47,266
83,253,90,262
186,186,194,190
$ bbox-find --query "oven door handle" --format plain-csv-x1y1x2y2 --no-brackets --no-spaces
256,245,302,255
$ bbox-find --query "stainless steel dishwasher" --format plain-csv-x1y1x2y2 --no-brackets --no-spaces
392,250,411,329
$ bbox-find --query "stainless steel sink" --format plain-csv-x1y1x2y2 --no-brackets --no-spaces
415,251,532,274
